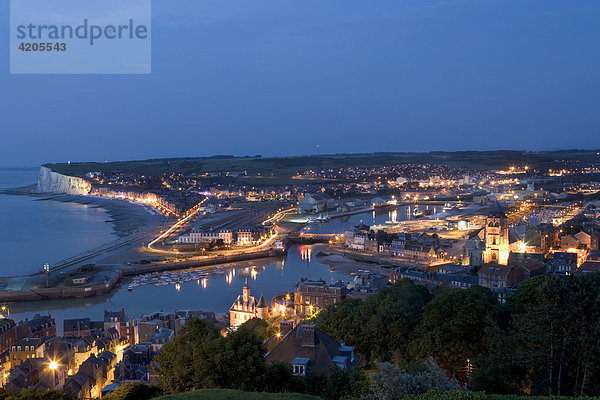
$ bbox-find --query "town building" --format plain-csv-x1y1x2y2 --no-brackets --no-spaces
294,279,346,318
229,285,269,327
265,322,360,376
298,193,334,213
9,338,45,368
478,264,521,289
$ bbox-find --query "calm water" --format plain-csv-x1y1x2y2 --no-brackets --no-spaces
0,169,116,276
8,244,346,334
302,204,441,235
1,170,379,332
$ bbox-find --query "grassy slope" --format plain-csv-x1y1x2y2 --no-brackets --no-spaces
155,389,321,400
43,150,600,185
42,151,583,175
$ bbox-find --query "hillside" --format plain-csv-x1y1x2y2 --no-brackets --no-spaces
43,150,600,182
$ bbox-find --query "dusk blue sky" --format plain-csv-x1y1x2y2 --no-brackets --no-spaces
1,0,599,167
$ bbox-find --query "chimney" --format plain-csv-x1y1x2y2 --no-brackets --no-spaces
279,321,294,337
300,324,316,347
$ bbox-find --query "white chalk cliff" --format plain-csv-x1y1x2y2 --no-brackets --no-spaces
36,166,91,195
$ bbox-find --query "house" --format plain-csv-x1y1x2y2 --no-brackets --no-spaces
478,264,522,289
104,309,136,344
561,235,579,250
265,322,360,376
9,338,45,367
43,339,75,377
574,231,591,249
7,358,52,391
178,229,233,245
137,312,183,343
229,284,270,327
576,260,600,275
150,328,174,351
0,319,20,354
549,252,578,274
63,371,94,399
347,270,389,298
27,315,56,339
294,279,346,318
390,267,478,290
236,228,262,246
298,193,328,213
63,318,91,338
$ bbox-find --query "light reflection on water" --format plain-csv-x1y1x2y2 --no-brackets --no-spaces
8,244,347,334
301,205,440,235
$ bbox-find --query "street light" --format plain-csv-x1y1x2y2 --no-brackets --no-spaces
43,263,50,288
48,360,59,389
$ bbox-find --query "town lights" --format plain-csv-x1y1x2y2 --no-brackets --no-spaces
49,361,58,370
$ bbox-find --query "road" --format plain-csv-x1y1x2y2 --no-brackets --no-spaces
146,206,296,257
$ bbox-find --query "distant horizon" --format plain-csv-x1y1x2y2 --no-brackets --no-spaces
2,147,600,169
2,0,599,167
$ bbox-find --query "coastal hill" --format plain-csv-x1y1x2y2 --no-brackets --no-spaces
43,150,600,185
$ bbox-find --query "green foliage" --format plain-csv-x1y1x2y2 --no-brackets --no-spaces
404,390,600,400
365,359,460,400
155,388,322,399
313,279,432,365
155,318,266,393
154,318,222,393
410,287,497,381
0,388,76,400
102,382,163,400
241,317,278,340
476,273,600,396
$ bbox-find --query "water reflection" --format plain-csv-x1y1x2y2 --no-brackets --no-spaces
7,244,348,334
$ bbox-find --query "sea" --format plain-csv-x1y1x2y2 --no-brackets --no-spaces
1,170,441,334
0,169,116,277
0,169,350,332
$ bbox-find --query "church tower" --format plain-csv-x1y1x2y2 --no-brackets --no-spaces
483,201,509,264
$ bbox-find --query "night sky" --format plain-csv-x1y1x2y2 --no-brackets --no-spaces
1,0,599,167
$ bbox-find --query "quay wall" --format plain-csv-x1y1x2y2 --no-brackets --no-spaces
0,270,122,302
36,166,91,195
0,250,282,303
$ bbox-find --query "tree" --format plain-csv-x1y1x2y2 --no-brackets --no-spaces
314,279,431,365
365,358,460,400
102,383,163,400
241,317,277,340
325,367,369,400
506,273,600,396
0,389,76,400
197,325,267,391
410,287,497,381
154,318,221,393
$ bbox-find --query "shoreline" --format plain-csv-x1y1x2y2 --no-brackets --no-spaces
42,194,168,238
1,185,168,238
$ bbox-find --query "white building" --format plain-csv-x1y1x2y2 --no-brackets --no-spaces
178,229,232,245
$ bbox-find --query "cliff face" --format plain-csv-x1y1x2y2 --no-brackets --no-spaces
36,166,91,195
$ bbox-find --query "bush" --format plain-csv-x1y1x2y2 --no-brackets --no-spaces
102,382,163,400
